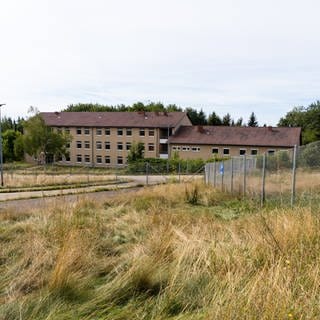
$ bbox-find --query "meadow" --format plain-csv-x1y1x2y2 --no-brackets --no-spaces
1,182,320,319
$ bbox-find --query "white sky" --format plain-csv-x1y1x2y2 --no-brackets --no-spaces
1,0,320,125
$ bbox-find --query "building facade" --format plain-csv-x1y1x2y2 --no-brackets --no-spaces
40,112,301,166
40,111,192,166
168,125,302,160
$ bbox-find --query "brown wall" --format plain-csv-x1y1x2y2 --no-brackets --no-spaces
56,127,159,166
170,144,293,160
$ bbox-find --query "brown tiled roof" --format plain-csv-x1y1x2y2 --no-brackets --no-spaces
40,111,188,128
169,126,301,147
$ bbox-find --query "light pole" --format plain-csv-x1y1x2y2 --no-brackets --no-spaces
0,103,5,187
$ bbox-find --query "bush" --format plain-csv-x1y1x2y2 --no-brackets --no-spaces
298,141,320,168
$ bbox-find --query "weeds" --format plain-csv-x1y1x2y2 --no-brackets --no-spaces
1,182,320,319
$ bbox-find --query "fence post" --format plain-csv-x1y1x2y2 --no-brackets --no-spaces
178,162,181,183
146,162,149,186
213,161,217,187
221,160,224,191
261,153,266,207
291,145,297,207
243,155,247,196
230,158,234,193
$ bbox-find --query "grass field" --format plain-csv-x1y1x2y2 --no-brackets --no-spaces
1,182,320,319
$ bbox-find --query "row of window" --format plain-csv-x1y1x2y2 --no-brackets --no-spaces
75,155,124,165
211,148,275,156
74,141,155,151
172,146,201,152
172,146,276,156
73,128,155,137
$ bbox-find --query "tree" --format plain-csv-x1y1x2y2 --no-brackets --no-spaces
2,130,24,162
23,114,71,164
222,113,232,126
127,142,145,163
208,112,222,125
248,112,258,127
235,117,243,126
278,101,320,144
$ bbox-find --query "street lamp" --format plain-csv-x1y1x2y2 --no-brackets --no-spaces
0,103,5,187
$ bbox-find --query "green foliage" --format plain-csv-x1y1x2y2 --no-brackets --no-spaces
278,101,320,144
126,157,206,174
222,113,232,126
298,141,320,168
247,112,258,127
127,142,145,163
2,130,24,162
207,111,222,125
63,102,182,113
23,114,71,163
185,108,207,125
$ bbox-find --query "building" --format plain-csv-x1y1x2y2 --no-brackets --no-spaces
40,111,192,166
168,125,301,160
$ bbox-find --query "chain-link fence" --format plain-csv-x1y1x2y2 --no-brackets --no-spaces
205,142,320,207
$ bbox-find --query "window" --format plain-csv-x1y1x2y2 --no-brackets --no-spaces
105,128,110,135
251,149,258,155
84,141,90,149
126,128,132,136
117,142,123,150
65,128,70,134
76,141,82,149
172,146,181,151
84,128,90,135
117,156,123,165
149,129,154,136
268,149,275,155
212,148,219,154
191,146,200,152
182,146,190,151
96,155,102,163
139,128,145,136
76,154,82,163
65,155,71,162
126,142,131,151
240,149,246,156
105,141,110,150
105,156,110,164
96,141,102,149
76,128,82,135
117,128,123,136
223,148,230,155
96,128,102,135
66,142,70,149
148,143,155,151
84,155,90,163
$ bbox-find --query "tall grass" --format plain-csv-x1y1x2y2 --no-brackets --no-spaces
1,182,320,319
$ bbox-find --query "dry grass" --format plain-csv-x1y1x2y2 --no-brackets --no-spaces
1,182,320,319
2,173,116,188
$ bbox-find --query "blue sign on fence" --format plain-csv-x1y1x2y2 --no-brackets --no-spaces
220,163,224,175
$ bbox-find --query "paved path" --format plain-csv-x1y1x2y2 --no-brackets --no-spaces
0,187,141,212
0,174,201,212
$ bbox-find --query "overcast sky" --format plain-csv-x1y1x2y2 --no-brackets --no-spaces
1,0,320,125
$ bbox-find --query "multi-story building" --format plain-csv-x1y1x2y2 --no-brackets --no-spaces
40,112,301,166
168,125,301,160
40,111,192,166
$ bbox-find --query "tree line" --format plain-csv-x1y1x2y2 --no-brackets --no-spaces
63,102,259,127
